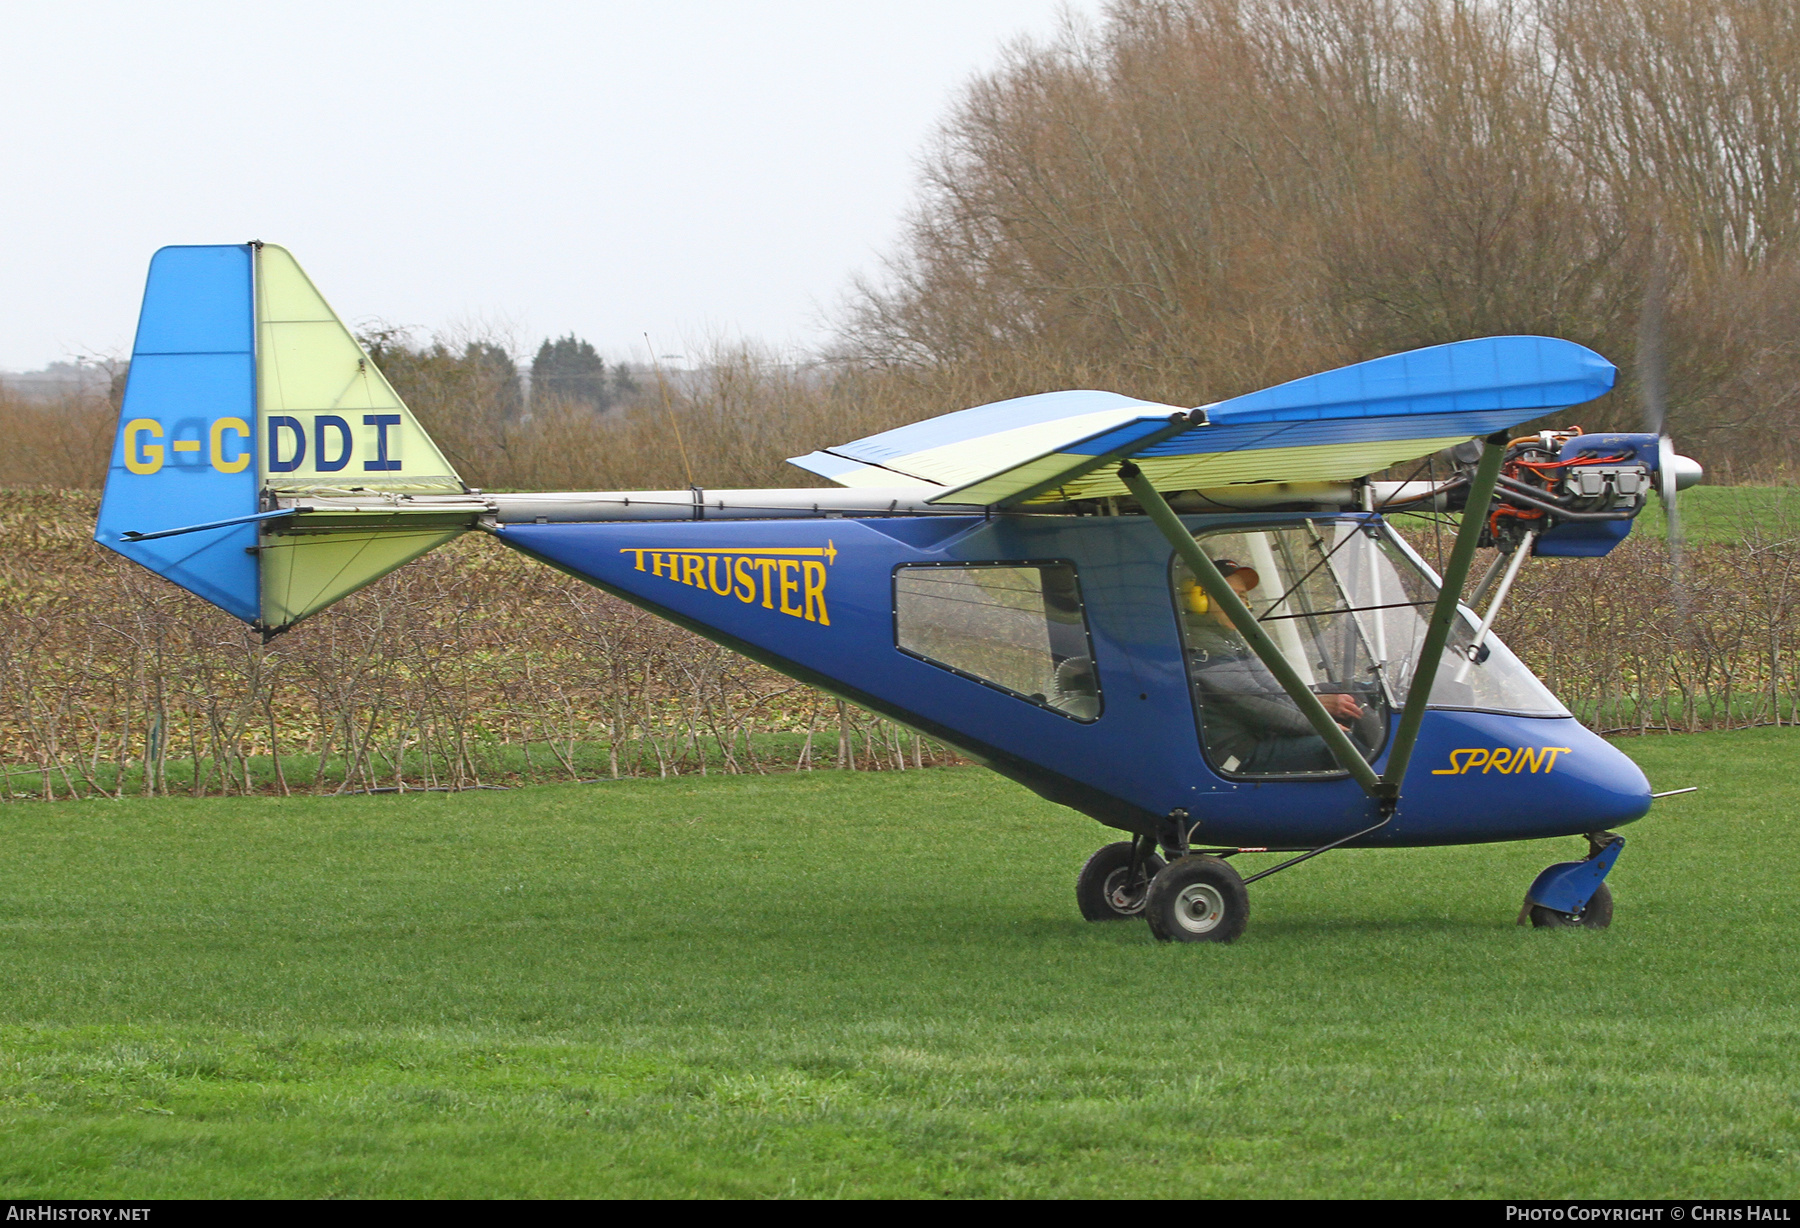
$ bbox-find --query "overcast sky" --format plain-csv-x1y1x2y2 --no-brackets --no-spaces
0,0,1096,372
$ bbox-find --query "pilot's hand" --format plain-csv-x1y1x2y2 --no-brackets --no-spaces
1320,693,1363,724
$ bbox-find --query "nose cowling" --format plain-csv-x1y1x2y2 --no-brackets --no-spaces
1388,712,1650,846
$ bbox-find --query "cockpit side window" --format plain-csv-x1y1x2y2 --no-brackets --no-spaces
895,562,1101,720
1173,524,1391,777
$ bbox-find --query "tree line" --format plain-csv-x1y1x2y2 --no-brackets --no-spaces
4,0,1797,490
839,0,1800,480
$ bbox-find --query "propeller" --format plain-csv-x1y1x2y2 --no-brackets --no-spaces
1636,247,1703,608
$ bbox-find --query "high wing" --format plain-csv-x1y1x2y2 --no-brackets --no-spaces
787,337,1617,506
787,389,1180,490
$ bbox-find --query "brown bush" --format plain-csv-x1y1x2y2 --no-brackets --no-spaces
0,391,115,488
0,491,953,801
6,488,1795,802
14,2,1800,491
7,1,1798,802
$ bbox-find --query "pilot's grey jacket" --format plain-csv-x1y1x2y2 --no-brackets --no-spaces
1184,624,1316,765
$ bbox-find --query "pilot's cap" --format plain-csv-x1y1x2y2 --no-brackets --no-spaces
1212,559,1261,591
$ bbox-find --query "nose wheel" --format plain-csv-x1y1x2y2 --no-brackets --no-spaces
1520,832,1623,930
1526,882,1613,929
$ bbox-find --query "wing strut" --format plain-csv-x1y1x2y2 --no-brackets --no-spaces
1118,461,1384,798
1120,431,1509,808
1375,433,1508,802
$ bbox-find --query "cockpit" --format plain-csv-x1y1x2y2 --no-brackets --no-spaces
1172,517,1566,779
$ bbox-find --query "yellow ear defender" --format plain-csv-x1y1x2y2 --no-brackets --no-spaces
1183,580,1210,614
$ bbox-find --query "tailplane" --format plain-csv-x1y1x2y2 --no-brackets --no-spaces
95,243,479,635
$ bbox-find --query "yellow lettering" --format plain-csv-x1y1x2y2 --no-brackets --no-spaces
1435,746,1571,776
707,555,734,596
1431,749,1473,775
123,419,163,475
803,559,829,625
624,545,839,615
779,560,802,616
171,440,200,453
209,417,251,473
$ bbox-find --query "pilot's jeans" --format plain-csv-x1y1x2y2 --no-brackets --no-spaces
1239,735,1339,774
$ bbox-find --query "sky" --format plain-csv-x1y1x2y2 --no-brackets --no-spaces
0,0,1097,372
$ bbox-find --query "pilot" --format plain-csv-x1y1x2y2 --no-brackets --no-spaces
1182,559,1365,775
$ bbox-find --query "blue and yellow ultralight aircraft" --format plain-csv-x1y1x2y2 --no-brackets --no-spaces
94,243,1703,941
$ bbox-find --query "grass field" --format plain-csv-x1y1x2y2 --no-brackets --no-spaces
1629,482,1797,544
1394,482,1796,546
1,728,1796,1198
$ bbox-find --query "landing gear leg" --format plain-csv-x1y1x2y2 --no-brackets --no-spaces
1076,836,1166,921
1520,831,1622,930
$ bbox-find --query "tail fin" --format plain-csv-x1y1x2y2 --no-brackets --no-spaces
95,243,481,635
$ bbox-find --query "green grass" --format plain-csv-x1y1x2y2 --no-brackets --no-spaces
1,730,1796,1198
1616,482,1796,545
1395,482,1796,546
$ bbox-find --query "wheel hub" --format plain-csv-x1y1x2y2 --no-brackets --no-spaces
1104,867,1149,914
1173,882,1226,934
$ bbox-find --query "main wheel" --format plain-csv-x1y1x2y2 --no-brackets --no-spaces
1529,882,1613,929
1076,842,1166,921
1145,856,1249,943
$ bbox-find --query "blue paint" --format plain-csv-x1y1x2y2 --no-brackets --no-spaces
267,416,306,471
1535,518,1633,557
1557,432,1661,467
498,511,1652,848
314,416,353,472
94,245,260,623
363,414,402,470
1202,335,1614,424
1098,336,1618,460
1525,836,1624,914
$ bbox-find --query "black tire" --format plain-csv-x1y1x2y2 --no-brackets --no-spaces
1076,842,1166,921
1529,881,1613,930
1145,856,1249,943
